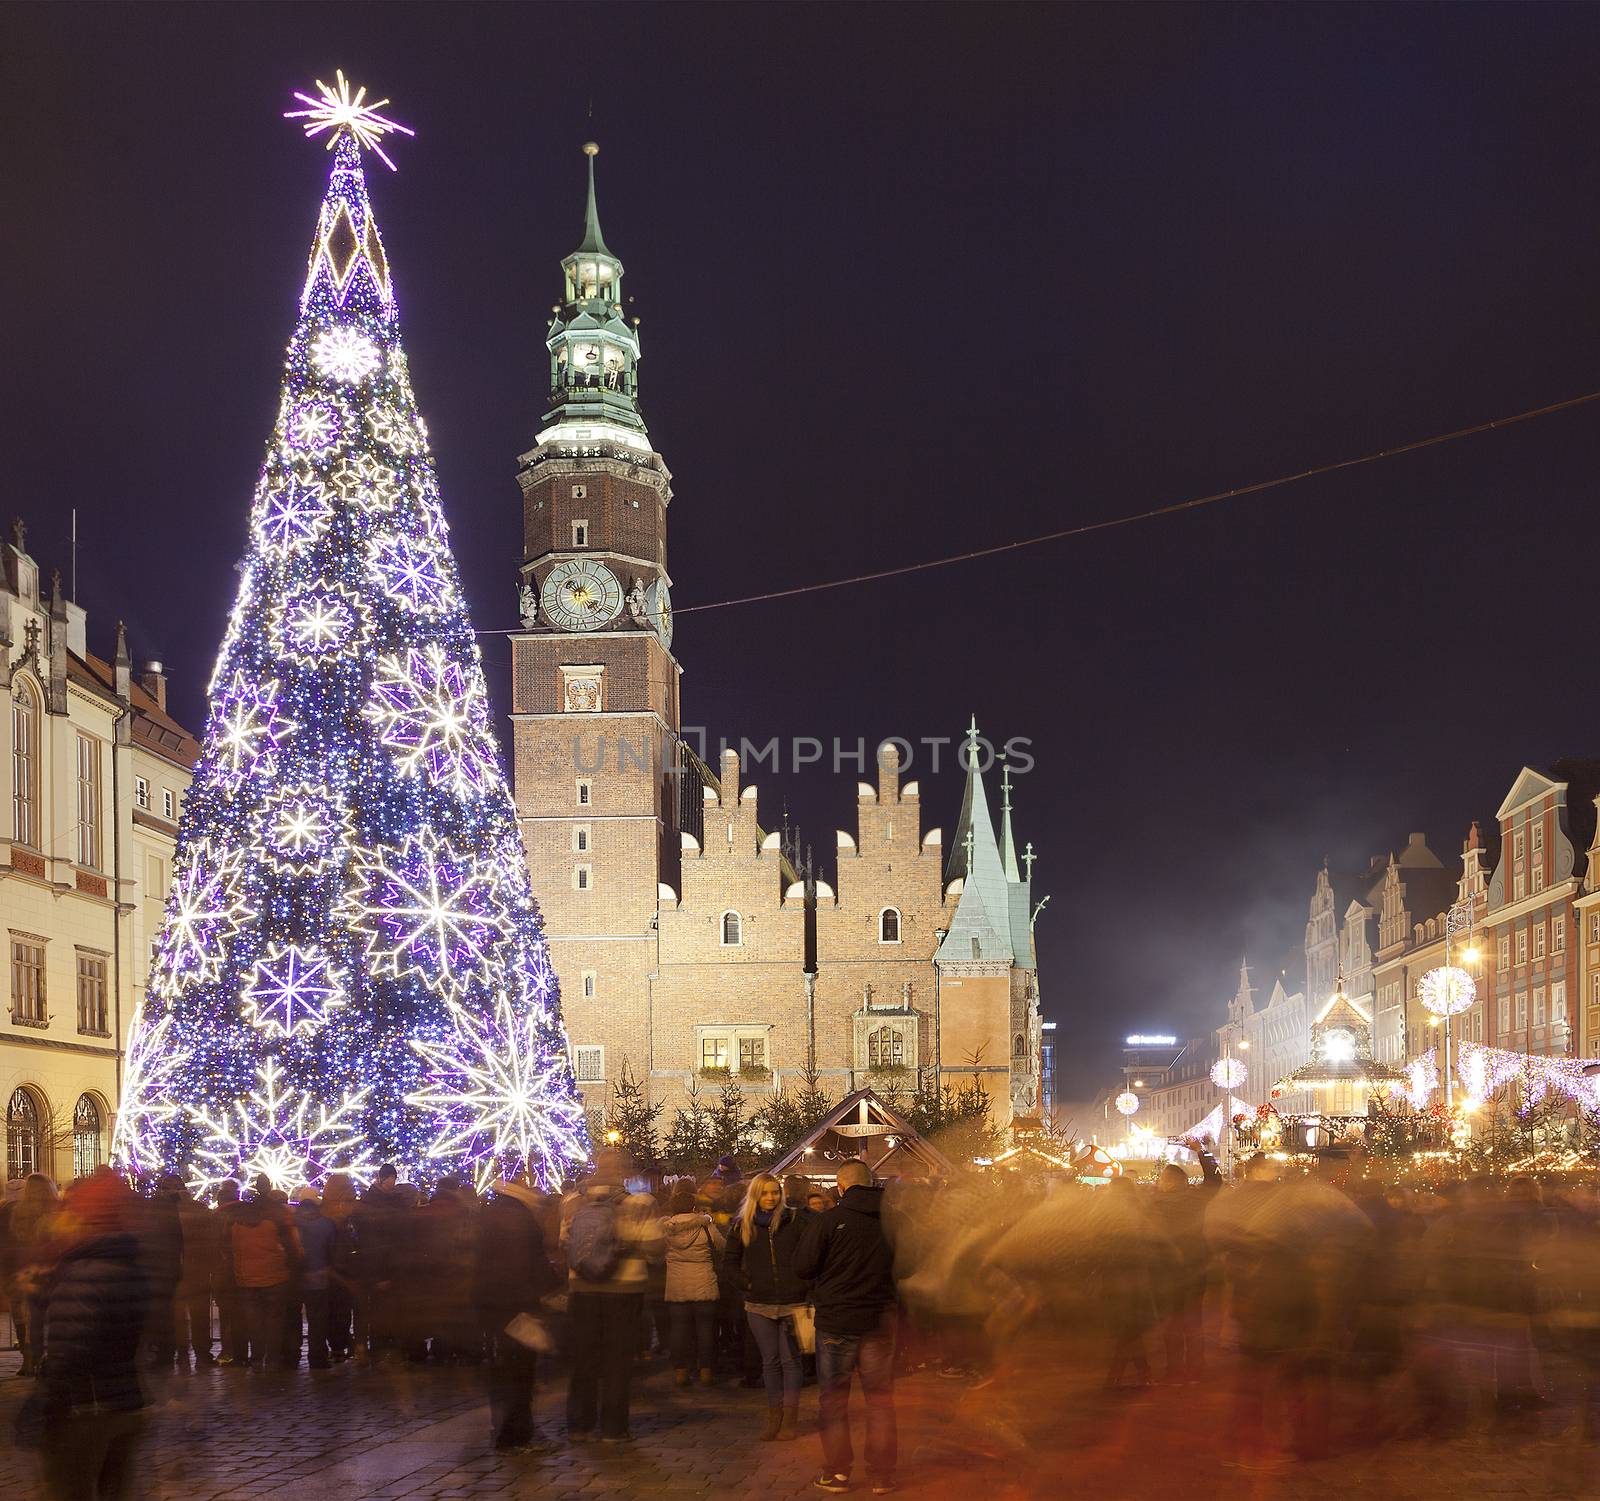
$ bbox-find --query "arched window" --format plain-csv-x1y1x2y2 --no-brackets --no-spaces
7,1087,41,1180
879,907,901,944
11,680,38,848
721,911,742,946
867,1026,905,1069
72,1095,102,1178
1012,1032,1026,1058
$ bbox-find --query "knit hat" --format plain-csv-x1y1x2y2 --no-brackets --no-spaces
715,1154,740,1180
62,1167,135,1236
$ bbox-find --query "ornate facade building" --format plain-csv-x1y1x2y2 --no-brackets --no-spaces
509,149,1045,1135
1481,763,1600,1058
0,525,198,1183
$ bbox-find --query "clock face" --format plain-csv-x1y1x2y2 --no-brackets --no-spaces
645,578,673,648
541,559,622,632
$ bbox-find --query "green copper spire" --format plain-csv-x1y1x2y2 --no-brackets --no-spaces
576,141,612,256
997,757,1021,882
539,142,647,442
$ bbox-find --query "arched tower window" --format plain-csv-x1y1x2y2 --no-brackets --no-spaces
879,907,901,944
1012,1032,1026,1058
7,1086,42,1180
72,1094,102,1179
867,1026,905,1069
721,911,742,947
12,679,38,848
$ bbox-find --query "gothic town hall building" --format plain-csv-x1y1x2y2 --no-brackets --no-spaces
509,148,1046,1137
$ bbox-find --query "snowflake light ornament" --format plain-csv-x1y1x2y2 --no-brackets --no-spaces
206,672,295,787
243,944,347,1037
284,397,343,456
366,643,496,800
188,1057,376,1198
367,529,453,615
366,401,422,456
311,327,382,384
408,996,588,1190
253,472,333,557
284,69,414,172
149,842,256,997
110,1004,193,1176
258,783,352,876
327,454,402,514
344,830,506,1002
270,583,362,665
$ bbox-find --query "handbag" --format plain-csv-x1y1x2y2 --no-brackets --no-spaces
790,1303,817,1355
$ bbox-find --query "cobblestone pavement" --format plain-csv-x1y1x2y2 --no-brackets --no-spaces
0,1345,1590,1500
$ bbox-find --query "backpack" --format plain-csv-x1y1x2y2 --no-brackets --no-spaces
566,1198,620,1282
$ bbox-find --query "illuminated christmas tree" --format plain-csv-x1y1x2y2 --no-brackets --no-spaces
112,76,586,1195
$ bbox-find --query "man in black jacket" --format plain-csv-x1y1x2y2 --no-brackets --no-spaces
793,1161,898,1494
474,1177,560,1451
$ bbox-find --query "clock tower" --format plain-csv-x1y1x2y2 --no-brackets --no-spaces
511,143,680,1127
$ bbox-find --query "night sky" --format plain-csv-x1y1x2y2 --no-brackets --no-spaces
8,4,1600,1108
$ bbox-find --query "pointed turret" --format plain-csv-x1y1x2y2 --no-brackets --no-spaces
997,759,1021,882
576,141,611,256
938,720,1019,967
541,143,646,444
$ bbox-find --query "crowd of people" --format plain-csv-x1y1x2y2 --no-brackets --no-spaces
9,1143,1600,1497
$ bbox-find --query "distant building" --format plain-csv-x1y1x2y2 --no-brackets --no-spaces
508,150,1046,1134
0,524,198,1183
1575,799,1600,1057
1481,764,1600,1058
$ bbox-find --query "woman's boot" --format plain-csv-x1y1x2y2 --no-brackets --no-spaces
778,1404,801,1440
699,1366,716,1386
674,1367,690,1386
760,1406,784,1441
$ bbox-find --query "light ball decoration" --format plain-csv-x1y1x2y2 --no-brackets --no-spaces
1419,965,1476,1018
1211,1056,1248,1090
1114,1090,1140,1117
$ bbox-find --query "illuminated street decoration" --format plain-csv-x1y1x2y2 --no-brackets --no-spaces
284,69,414,171
1114,1090,1140,1116
113,79,584,1191
1400,1049,1439,1109
258,783,351,875
108,1004,191,1175
243,944,347,1037
1210,1056,1248,1090
408,995,589,1191
1457,1040,1599,1116
366,643,496,799
188,1058,376,1197
1419,965,1476,1017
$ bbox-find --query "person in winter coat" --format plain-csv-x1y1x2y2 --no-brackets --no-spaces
174,1186,221,1369
660,1182,726,1386
230,1191,300,1369
474,1178,561,1451
142,1176,186,1369
726,1172,811,1442
36,1169,150,1501
292,1189,337,1369
4,1173,58,1376
561,1156,665,1443
793,1161,898,1494
321,1174,360,1361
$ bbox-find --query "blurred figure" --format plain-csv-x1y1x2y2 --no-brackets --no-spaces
292,1186,336,1369
229,1188,299,1369
726,1172,809,1440
174,1182,220,1369
661,1181,724,1387
321,1174,359,1361
807,1189,835,1215
212,1181,245,1366
354,1164,405,1362
1098,1176,1161,1390
142,1176,185,1369
414,1177,479,1364
1149,1163,1208,1382
35,1169,150,1501
475,1175,560,1452
784,1175,813,1209
8,1173,59,1376
562,1155,664,1442
795,1161,898,1495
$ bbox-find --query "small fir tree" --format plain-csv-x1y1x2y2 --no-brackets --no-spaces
604,1061,662,1171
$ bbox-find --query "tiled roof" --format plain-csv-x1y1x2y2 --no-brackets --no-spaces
69,651,200,769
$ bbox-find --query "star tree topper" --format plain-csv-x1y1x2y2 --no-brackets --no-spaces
285,69,414,171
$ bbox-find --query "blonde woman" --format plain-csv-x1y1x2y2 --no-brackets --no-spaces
724,1172,810,1440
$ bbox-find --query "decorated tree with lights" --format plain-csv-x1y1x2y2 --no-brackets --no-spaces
112,76,586,1195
